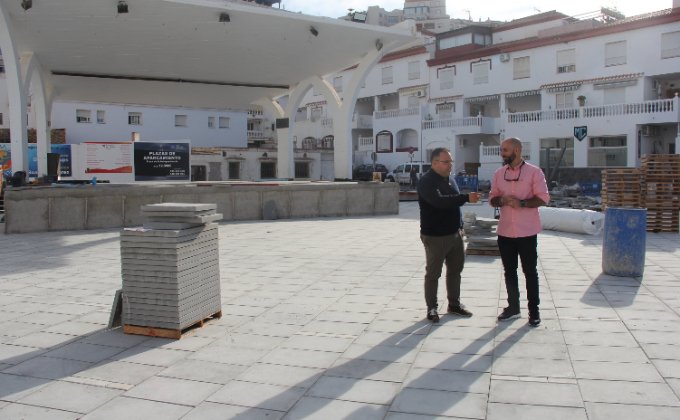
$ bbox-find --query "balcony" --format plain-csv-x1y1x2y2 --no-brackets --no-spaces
374,107,419,120
507,97,679,124
357,135,374,152
480,142,532,164
352,114,373,129
247,130,265,139
422,116,498,134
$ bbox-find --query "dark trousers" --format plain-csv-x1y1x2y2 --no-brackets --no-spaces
421,231,465,310
497,235,540,315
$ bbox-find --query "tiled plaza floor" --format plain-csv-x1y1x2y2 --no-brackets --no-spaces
0,201,679,419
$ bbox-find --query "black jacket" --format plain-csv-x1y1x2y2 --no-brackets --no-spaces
417,170,470,236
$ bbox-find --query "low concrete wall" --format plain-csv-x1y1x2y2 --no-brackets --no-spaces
4,181,399,233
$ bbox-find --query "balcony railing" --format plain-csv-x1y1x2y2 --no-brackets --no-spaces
374,107,419,120
321,118,333,128
357,136,374,152
507,97,678,123
247,130,265,139
480,142,531,164
422,116,483,130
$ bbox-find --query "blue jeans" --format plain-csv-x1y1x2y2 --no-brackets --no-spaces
497,235,540,315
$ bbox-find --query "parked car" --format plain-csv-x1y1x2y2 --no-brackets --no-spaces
385,162,431,185
353,164,389,181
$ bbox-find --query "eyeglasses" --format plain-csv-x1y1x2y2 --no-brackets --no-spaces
503,161,525,182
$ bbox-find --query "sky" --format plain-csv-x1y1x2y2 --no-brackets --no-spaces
279,0,674,22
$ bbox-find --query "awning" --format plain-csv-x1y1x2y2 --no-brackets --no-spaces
399,84,429,95
464,94,500,103
505,89,541,99
542,73,643,93
429,95,462,103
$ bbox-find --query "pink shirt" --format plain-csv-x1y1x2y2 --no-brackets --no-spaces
489,161,550,238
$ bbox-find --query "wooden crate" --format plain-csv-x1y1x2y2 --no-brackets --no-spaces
646,208,679,233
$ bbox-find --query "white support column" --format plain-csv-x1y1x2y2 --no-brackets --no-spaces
333,38,411,179
24,53,54,178
280,76,340,179
0,3,29,174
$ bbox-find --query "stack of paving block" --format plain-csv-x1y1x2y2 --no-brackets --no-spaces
641,154,680,232
120,203,223,338
463,213,500,256
601,168,642,210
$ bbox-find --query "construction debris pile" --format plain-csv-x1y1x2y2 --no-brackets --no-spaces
463,212,500,256
548,184,601,211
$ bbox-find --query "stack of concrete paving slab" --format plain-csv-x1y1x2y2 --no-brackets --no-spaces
120,203,222,333
463,212,500,256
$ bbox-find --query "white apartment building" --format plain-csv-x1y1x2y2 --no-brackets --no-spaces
291,6,680,185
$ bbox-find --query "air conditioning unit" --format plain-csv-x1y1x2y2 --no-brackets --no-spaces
416,90,426,98
499,53,510,62
641,125,659,136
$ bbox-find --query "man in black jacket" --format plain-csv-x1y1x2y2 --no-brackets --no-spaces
418,148,480,322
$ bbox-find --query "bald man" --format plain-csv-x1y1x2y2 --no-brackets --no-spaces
489,138,550,327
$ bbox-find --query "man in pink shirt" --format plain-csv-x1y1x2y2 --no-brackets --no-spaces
489,138,550,327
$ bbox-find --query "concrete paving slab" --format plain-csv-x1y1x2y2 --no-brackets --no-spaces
288,396,389,419
123,376,221,406
79,396,191,420
0,403,80,420
17,380,122,413
390,387,487,418
207,380,306,411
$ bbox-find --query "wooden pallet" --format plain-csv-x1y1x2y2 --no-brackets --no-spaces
123,311,222,339
466,248,501,256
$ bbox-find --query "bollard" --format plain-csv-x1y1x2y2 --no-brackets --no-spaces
602,207,646,277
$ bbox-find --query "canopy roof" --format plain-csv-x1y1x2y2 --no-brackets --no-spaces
1,0,415,109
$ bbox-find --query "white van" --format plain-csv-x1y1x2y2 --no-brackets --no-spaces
385,162,431,185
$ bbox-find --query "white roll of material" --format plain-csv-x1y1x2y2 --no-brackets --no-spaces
539,207,605,235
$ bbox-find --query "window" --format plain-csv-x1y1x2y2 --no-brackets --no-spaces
408,61,420,80
605,41,626,66
436,103,455,119
208,116,215,128
295,161,310,178
382,66,393,85
0,113,3,125
376,131,393,153
128,112,142,125
513,56,530,79
555,92,574,109
96,110,106,124
228,161,240,179
588,136,627,167
603,87,625,105
472,62,489,85
661,30,680,59
310,107,322,122
260,161,276,179
439,68,454,90
219,117,230,128
333,76,343,93
76,109,91,123
540,138,574,169
407,95,420,108
557,49,576,73
0,56,4,73
174,114,187,127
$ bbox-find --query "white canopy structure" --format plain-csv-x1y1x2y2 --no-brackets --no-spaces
0,0,417,178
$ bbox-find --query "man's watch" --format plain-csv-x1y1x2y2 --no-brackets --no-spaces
519,200,527,208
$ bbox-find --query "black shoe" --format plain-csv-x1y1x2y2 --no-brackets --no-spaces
427,308,440,323
528,312,541,327
497,307,520,321
447,305,473,317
